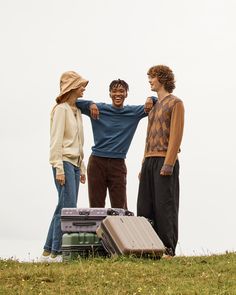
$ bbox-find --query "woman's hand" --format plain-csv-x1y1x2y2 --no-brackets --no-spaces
80,174,86,184
56,174,65,185
90,104,99,120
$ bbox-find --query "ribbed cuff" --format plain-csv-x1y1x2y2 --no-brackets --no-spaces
56,167,64,175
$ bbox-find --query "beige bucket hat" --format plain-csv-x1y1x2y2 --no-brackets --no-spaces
56,71,89,103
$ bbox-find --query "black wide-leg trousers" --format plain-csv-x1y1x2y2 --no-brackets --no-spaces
137,157,179,256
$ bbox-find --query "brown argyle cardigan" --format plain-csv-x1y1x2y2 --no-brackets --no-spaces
144,94,184,168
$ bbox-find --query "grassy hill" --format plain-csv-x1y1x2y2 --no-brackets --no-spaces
0,253,235,294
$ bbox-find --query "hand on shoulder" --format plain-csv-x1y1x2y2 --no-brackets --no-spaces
89,103,99,120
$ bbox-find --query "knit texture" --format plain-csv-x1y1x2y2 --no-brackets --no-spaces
76,100,147,159
144,94,184,167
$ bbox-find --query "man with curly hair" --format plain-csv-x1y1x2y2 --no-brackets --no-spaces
137,65,184,257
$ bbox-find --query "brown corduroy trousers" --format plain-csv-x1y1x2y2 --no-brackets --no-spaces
87,155,127,209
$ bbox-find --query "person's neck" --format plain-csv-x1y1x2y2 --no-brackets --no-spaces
157,89,170,101
67,94,78,107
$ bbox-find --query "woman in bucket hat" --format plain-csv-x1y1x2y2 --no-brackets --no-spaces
40,71,88,262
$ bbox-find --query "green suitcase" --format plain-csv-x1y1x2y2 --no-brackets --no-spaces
62,233,107,261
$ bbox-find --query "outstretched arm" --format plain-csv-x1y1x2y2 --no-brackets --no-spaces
76,99,100,119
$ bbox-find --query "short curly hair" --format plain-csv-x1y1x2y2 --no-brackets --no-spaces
109,79,129,92
147,65,175,93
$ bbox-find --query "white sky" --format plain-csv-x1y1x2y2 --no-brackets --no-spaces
0,0,236,260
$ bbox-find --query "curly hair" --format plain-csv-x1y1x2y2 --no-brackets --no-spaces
109,79,129,92
147,65,175,93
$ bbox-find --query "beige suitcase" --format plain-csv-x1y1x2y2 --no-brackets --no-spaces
96,216,165,258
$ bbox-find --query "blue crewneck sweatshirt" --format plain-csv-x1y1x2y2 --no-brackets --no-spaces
76,100,148,159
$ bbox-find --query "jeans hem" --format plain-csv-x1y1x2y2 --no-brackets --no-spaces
51,250,62,255
44,246,51,252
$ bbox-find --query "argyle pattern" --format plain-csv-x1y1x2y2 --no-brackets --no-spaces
145,94,181,154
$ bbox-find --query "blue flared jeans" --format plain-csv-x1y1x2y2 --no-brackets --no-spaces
44,161,80,254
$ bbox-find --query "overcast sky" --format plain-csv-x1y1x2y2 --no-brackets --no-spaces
0,0,236,261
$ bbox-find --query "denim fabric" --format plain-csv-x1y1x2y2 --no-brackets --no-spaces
44,161,80,254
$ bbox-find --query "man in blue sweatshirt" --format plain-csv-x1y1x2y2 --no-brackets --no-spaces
76,79,155,209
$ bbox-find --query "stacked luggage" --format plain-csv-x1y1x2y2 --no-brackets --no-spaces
61,208,134,261
61,207,166,261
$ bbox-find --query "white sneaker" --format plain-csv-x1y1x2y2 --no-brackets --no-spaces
39,255,50,263
48,255,63,263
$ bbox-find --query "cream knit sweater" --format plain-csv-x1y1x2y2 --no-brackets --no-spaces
49,102,86,175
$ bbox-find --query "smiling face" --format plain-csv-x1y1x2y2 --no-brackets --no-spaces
148,75,163,92
74,83,87,98
110,84,127,108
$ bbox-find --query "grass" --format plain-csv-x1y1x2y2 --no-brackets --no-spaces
0,253,236,294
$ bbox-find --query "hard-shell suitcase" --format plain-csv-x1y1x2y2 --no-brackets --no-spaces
61,207,134,233
96,216,165,258
61,232,107,261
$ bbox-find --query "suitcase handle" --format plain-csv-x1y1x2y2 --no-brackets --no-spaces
125,210,134,216
72,221,97,226
78,211,90,215
107,208,134,216
107,208,120,216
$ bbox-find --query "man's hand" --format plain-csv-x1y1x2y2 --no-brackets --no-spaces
56,174,65,185
138,171,141,180
144,97,154,113
80,174,86,184
90,103,99,120
160,165,173,176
